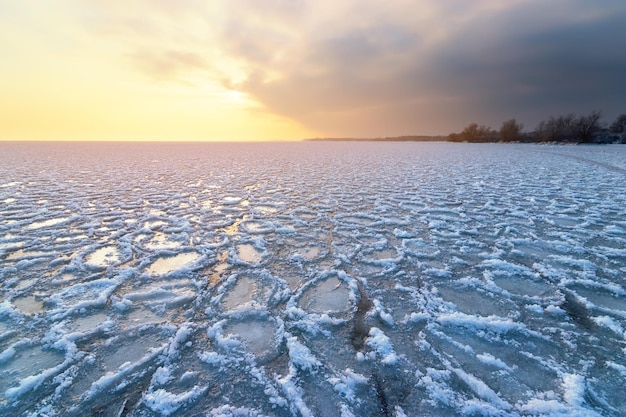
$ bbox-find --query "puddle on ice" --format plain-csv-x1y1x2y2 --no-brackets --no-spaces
222,216,248,235
255,205,278,214
298,277,351,314
341,216,374,226
12,296,45,315
53,273,78,284
236,244,262,264
221,276,270,310
146,252,200,275
69,332,166,400
84,246,121,268
0,345,64,399
223,318,277,359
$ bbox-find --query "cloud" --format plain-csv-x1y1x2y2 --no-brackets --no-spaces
74,0,626,135
128,49,207,81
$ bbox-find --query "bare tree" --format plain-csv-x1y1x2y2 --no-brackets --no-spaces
609,114,626,134
574,110,602,143
535,113,576,142
499,119,524,142
449,122,496,142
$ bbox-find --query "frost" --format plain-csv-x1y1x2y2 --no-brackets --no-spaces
286,335,321,372
143,385,207,416
1,142,625,415
365,327,398,365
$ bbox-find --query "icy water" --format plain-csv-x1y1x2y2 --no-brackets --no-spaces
0,141,625,416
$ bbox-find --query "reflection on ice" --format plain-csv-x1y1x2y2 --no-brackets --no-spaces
146,252,201,275
84,245,121,268
1,142,625,416
24,217,70,231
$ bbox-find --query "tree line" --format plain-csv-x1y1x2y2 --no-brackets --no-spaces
449,112,626,144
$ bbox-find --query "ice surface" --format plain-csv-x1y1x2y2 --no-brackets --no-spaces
297,276,352,315
1,142,625,416
222,317,279,360
146,252,201,275
235,243,263,264
84,245,122,268
11,295,45,315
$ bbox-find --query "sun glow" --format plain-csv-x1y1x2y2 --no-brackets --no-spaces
0,2,316,142
227,90,246,102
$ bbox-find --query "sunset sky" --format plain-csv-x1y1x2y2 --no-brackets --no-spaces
1,0,625,141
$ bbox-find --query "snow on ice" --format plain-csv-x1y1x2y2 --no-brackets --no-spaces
1,141,625,416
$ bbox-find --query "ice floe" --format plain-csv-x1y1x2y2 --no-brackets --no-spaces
1,142,625,415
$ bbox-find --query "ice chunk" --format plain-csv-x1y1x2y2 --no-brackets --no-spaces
48,278,119,315
145,232,183,250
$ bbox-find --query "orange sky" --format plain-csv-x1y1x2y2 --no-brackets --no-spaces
1,1,624,141
0,1,317,141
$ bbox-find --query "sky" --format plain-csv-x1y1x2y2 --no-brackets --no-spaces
1,0,625,141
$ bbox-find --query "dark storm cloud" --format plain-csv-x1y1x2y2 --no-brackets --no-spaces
78,0,626,136
235,1,626,135
420,2,626,129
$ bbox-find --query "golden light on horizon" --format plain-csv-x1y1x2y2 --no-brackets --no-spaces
0,1,318,142
2,1,623,141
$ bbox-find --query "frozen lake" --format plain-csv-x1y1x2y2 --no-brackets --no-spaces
1,141,625,416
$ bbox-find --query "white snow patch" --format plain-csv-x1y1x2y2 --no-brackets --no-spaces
286,335,321,372
365,327,398,365
143,385,207,416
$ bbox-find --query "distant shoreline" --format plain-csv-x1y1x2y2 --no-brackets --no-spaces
304,135,447,142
